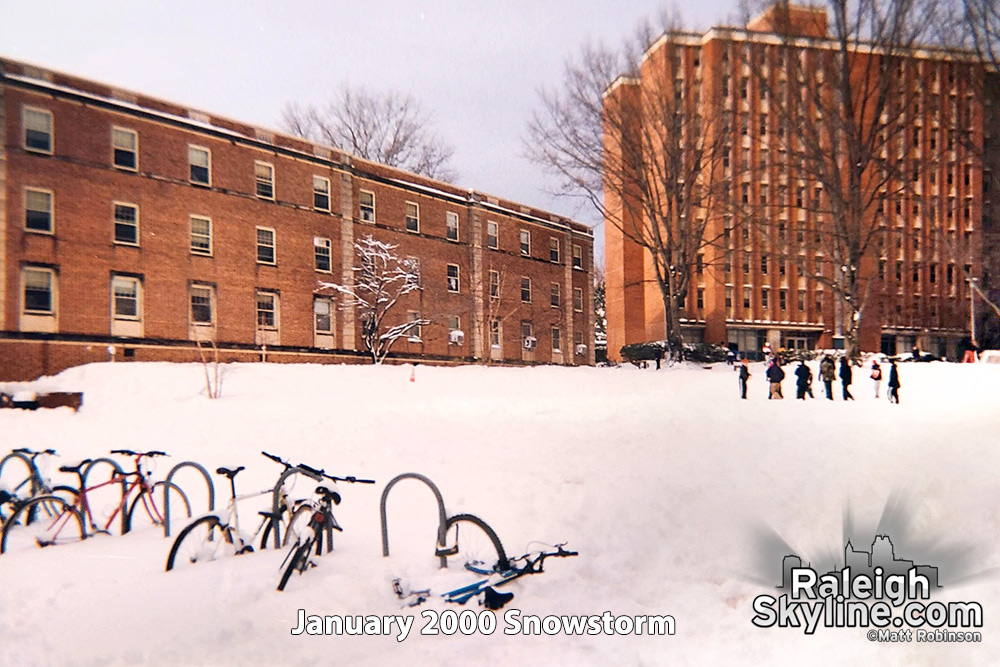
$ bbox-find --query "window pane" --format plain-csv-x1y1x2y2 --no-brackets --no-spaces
113,278,138,318
257,228,275,263
256,293,276,327
191,217,211,254
25,190,52,232
314,299,332,332
114,204,138,244
24,109,51,152
24,270,52,312
189,147,210,184
446,212,459,240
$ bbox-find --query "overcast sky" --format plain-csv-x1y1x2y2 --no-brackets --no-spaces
2,0,740,267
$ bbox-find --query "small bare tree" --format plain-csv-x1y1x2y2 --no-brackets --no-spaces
318,235,429,364
282,86,457,182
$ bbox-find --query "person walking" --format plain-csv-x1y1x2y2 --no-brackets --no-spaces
820,355,836,400
738,357,751,399
766,359,785,399
839,357,854,400
870,360,883,398
887,360,901,404
794,360,812,400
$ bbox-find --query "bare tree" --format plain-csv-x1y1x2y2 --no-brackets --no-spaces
318,235,429,364
282,86,457,182
527,18,730,356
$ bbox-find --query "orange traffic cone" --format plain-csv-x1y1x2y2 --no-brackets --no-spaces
409,366,415,383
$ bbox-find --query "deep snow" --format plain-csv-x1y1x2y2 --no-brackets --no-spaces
0,359,998,666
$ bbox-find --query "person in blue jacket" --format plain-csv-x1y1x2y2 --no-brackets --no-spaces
766,359,785,399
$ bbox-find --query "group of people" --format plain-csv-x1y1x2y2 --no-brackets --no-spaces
737,353,901,403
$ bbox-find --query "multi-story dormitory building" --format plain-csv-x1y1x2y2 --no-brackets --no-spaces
0,58,594,381
606,4,997,362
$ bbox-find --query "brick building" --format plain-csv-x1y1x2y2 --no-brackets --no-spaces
606,4,997,361
0,58,594,380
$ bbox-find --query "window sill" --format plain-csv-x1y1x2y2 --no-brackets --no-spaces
24,228,55,236
114,241,141,248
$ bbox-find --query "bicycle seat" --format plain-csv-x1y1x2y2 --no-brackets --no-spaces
215,466,245,480
59,460,92,474
315,486,341,505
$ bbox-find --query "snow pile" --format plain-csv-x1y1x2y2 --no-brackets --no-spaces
0,360,998,666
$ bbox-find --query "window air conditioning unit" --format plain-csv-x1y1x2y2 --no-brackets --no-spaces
523,336,537,350
449,329,465,345
576,344,588,356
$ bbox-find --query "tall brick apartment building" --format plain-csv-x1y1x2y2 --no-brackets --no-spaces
606,4,997,361
0,58,594,380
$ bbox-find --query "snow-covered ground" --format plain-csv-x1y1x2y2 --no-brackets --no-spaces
1,359,998,666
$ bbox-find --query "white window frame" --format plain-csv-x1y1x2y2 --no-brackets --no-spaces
405,201,420,233
550,283,561,308
446,264,460,293
314,237,332,273
550,237,561,263
190,215,213,256
572,244,583,270
113,201,139,246
448,315,461,332
490,318,501,347
255,161,275,200
189,145,211,186
521,277,531,303
573,287,584,312
551,326,562,353
520,229,531,256
255,290,279,330
256,227,276,265
446,211,459,241
314,297,334,335
24,187,54,234
359,190,376,222
489,270,500,300
313,175,331,212
23,106,53,154
112,126,138,171
189,284,214,325
22,267,56,315
407,311,422,341
486,221,499,249
406,256,421,287
111,275,142,321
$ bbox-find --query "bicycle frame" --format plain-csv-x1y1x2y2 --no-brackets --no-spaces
218,485,290,550
75,471,155,534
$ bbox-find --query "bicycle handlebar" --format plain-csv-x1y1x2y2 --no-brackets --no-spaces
110,449,167,458
13,447,57,457
260,452,374,485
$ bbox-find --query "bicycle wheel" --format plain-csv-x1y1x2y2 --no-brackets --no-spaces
165,515,233,571
277,539,313,592
1,495,86,554
441,514,509,573
282,504,317,548
126,482,192,534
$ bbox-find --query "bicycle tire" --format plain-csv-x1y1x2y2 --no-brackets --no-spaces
441,514,509,573
258,502,304,550
1,495,86,553
281,504,318,549
277,539,313,592
165,515,232,571
126,482,192,534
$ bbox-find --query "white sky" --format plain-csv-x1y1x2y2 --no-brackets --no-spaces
2,0,740,267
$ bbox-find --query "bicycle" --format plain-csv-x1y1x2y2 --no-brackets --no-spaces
0,449,192,553
166,451,326,571
0,448,78,524
277,468,375,591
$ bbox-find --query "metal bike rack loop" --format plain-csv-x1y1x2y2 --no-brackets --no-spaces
0,452,37,494
379,473,449,568
269,466,321,548
164,461,215,538
82,458,127,535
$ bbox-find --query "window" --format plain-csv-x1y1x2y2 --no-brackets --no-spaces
314,237,332,272
113,203,139,245
487,221,499,249
406,257,421,287
446,212,459,241
573,287,584,312
779,289,787,311
255,161,275,199
256,227,276,264
551,326,562,352
520,230,530,256
550,283,561,308
549,238,560,263
189,146,211,185
314,298,333,334
111,276,140,320
313,176,331,211
489,270,500,299
572,244,583,269
256,291,277,329
574,330,584,351
521,321,533,341
743,287,751,309
448,315,461,333
23,268,54,314
190,285,213,324
696,253,704,275
697,288,704,310
490,319,501,347
190,216,212,255
446,264,460,293
24,107,52,153
762,288,769,309
407,311,422,341
359,190,375,222
25,188,53,233
521,277,531,303
405,202,419,233
111,127,138,170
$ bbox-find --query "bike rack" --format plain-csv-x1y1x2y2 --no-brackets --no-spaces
0,452,37,495
379,473,449,568
268,466,322,549
82,458,128,535
163,462,215,538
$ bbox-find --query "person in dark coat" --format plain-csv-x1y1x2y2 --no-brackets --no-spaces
794,360,812,400
887,360,901,403
738,357,750,399
839,357,854,400
766,360,785,399
820,355,836,400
